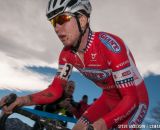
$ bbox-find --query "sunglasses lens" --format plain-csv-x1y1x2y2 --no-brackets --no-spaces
50,15,72,27
50,19,56,27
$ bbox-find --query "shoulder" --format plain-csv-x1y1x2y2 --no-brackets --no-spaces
59,46,74,64
95,32,126,54
95,32,131,70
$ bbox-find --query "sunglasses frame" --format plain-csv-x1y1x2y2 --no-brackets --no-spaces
50,13,75,27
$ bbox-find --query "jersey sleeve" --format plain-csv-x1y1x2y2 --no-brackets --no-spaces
30,48,73,105
100,32,139,128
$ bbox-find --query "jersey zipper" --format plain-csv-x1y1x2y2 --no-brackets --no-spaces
76,52,85,68
74,29,93,68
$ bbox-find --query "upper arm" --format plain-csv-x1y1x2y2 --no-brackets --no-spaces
99,32,140,128
30,49,73,105
100,32,138,97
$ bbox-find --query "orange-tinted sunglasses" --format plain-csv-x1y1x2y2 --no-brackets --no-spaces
50,14,74,27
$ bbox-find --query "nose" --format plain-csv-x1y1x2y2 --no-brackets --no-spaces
54,23,62,34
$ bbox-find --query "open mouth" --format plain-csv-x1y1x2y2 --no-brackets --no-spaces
59,35,66,42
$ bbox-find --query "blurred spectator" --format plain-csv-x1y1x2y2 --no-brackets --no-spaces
32,80,77,130
93,98,97,102
73,95,90,119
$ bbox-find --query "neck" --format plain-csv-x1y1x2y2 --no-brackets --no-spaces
77,28,90,53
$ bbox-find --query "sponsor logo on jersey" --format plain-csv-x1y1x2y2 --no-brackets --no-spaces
107,60,112,66
116,60,130,68
99,32,121,53
113,66,133,81
129,104,148,125
122,70,131,77
91,53,97,61
87,64,101,67
115,104,136,123
62,58,67,62
79,68,111,81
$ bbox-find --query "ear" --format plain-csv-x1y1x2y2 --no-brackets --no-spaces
79,15,88,29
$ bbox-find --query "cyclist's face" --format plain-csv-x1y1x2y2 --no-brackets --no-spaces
83,97,88,103
53,13,80,46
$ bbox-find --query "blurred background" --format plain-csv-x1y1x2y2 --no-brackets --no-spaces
0,0,160,129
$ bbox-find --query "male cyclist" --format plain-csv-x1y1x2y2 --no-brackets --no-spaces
0,0,149,130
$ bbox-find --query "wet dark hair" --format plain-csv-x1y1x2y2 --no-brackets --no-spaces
82,95,88,99
77,10,90,17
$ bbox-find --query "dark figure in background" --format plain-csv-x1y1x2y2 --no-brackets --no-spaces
74,95,90,119
93,98,97,102
32,80,77,130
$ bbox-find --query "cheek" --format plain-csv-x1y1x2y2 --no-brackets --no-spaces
66,21,79,41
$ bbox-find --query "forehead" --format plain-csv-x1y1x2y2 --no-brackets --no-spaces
67,82,75,87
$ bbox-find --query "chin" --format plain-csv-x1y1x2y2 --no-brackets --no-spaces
63,41,74,47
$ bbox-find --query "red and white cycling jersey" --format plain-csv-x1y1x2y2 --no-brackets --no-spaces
32,30,149,129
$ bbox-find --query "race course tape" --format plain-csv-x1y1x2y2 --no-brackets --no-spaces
22,107,78,123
